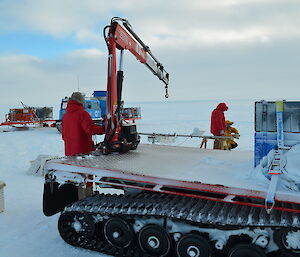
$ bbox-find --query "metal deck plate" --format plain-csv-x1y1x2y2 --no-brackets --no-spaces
46,144,300,206
47,144,255,189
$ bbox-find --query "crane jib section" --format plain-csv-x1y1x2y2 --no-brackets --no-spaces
112,23,169,86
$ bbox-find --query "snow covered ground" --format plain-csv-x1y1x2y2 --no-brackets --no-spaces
0,99,297,257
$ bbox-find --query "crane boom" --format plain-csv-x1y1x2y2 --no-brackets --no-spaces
99,17,169,154
111,18,169,86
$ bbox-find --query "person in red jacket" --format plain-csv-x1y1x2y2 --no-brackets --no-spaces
210,102,228,149
62,92,105,156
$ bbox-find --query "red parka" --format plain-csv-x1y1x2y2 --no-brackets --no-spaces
62,100,105,156
210,103,228,136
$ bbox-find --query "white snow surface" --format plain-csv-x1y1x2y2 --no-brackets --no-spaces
0,99,300,257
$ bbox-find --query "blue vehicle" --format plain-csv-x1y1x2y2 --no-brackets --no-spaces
56,91,106,132
59,91,106,121
57,90,140,132
92,91,107,118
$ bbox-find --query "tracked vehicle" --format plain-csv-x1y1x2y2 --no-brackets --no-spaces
43,18,300,257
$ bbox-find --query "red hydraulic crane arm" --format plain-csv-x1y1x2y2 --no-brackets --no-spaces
114,24,147,62
113,21,169,88
101,17,169,153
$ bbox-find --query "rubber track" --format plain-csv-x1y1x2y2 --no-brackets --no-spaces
60,192,300,256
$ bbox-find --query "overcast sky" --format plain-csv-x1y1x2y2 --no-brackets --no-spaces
0,0,300,106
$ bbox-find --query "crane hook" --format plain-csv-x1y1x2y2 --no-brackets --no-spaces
165,85,169,98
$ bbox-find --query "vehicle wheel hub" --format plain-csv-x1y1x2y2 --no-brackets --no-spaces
148,236,160,249
187,246,200,257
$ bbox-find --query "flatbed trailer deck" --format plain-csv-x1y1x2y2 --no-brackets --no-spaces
45,144,300,210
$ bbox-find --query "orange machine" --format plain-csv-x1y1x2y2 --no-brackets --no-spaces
1,103,54,127
6,108,38,123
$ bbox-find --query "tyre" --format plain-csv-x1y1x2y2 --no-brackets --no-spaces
176,233,212,257
103,217,134,248
58,212,95,245
138,224,171,256
274,229,300,257
228,243,266,257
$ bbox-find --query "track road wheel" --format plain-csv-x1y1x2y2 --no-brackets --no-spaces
103,217,134,248
58,212,95,245
176,233,212,257
274,229,300,256
228,243,266,257
138,224,171,257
